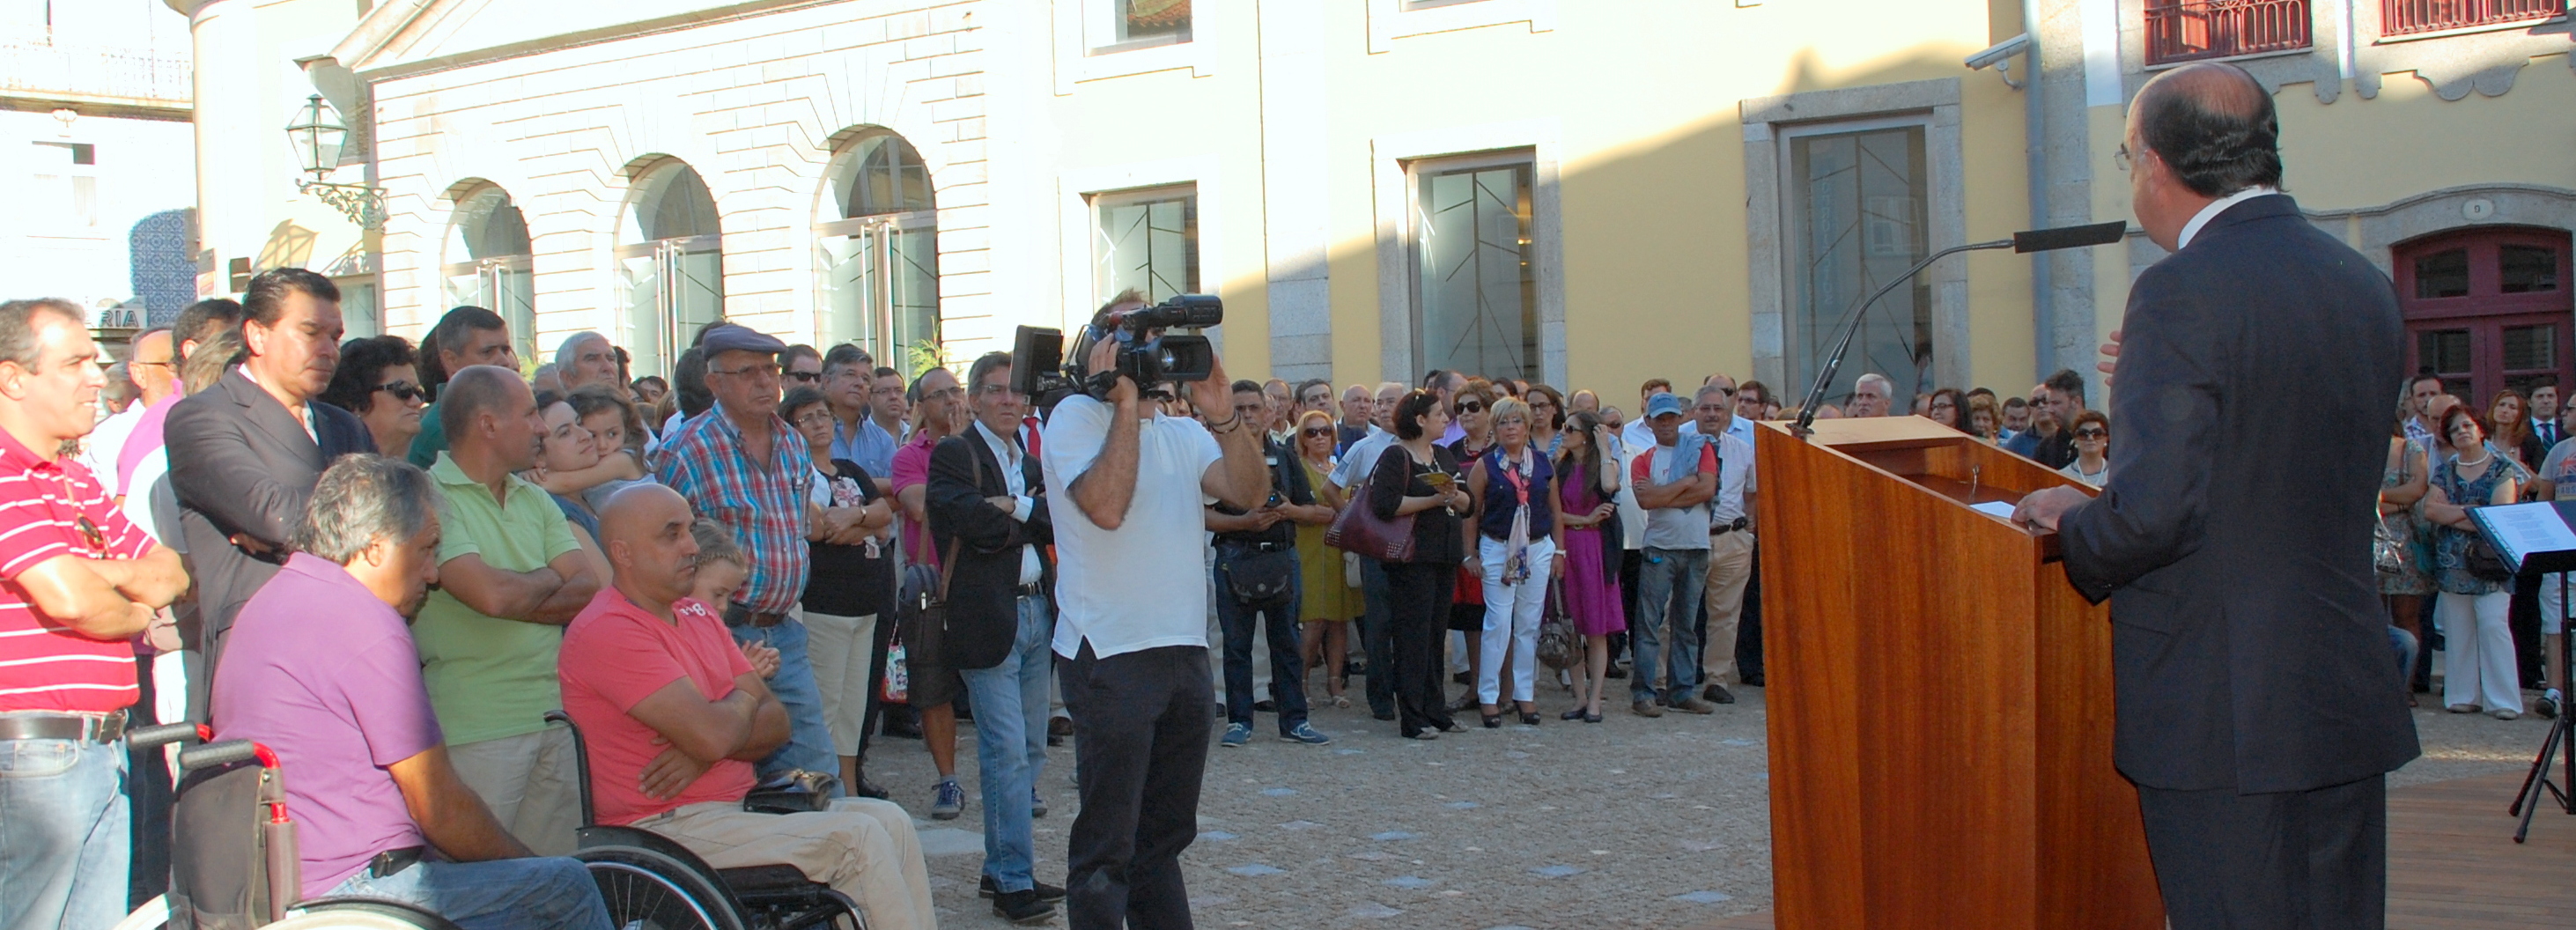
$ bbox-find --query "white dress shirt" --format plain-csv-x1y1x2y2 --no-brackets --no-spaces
972,419,1044,586
2175,186,2279,250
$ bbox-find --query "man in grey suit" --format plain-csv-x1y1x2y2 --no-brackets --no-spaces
2016,63,2418,929
166,268,374,703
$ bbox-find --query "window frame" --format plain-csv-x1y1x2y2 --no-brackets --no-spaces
1776,114,1938,408
1054,0,1218,92
1404,149,1541,384
1089,183,1202,307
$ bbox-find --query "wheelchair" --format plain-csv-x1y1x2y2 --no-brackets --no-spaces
111,722,461,930
545,711,866,930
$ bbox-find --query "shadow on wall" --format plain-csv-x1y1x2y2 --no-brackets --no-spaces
129,209,197,327
255,219,319,276
1311,43,2028,403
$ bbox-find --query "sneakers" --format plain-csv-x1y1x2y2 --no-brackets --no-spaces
1280,722,1332,745
979,875,1067,902
2540,690,2562,720
930,779,963,820
1031,787,1047,819
1220,722,1252,748
1671,696,1719,714
1703,683,1738,705
992,888,1057,925
1631,699,1665,718
2492,708,2522,720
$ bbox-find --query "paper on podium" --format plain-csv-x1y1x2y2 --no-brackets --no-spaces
2473,501,2576,568
1970,501,2018,520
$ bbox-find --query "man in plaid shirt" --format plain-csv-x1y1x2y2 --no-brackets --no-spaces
652,323,834,784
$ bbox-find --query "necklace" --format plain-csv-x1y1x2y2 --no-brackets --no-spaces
2458,449,2492,469
2073,460,2108,481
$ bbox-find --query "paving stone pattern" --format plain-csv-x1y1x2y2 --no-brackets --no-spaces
870,682,2554,928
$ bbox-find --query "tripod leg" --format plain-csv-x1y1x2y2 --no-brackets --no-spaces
2514,720,2564,842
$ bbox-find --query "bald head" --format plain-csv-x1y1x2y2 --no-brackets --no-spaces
2131,63,2279,198
129,329,176,405
599,483,699,615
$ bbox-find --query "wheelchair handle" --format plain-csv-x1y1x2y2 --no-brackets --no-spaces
127,722,206,750
178,738,267,772
544,711,595,827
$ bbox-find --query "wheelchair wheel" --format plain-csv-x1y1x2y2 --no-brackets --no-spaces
108,895,168,930
576,844,747,930
266,899,463,929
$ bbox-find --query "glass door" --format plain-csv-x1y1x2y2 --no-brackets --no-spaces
618,235,725,379
816,211,941,376
439,255,535,365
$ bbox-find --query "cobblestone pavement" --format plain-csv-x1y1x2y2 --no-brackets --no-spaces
867,678,2559,928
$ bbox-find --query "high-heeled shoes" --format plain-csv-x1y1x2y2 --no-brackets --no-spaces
1519,711,1541,726
1480,713,1502,728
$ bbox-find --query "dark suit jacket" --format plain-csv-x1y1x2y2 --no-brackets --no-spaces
166,373,375,660
2059,195,2419,793
927,425,1052,670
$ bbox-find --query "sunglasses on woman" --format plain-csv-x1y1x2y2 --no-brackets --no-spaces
2074,427,2107,439
1455,401,1485,415
373,380,425,402
1301,427,1333,438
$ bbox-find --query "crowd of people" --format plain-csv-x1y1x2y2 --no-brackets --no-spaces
14,262,2525,930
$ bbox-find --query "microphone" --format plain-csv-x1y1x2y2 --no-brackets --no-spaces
1791,221,2134,438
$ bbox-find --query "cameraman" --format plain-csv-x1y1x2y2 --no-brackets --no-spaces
1041,292,1271,930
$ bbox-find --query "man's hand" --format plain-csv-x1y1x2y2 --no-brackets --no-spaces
638,737,711,801
741,640,781,679
2012,485,2093,532
1084,331,1138,408
2097,329,2122,388
986,495,1018,514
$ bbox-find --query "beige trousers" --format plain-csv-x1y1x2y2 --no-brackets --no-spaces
802,609,880,753
639,797,937,930
447,725,581,856
1699,530,1756,688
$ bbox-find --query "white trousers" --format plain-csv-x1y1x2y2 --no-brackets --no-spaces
2437,590,2523,713
1477,536,1554,705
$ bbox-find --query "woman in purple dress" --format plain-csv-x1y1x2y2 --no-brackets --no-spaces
1552,410,1626,722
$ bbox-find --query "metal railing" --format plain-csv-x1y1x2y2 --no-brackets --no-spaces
2144,0,2313,65
0,40,191,105
2383,0,2563,35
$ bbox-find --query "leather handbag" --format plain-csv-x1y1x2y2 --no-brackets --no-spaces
742,769,840,815
896,447,979,668
2467,535,2516,582
1535,579,1580,671
1325,495,1416,561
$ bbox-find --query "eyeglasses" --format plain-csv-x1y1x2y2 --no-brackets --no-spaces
919,386,963,403
712,363,783,380
786,370,823,384
1455,401,1485,415
2074,428,2107,439
793,410,836,427
2113,144,2132,173
373,380,425,402
973,382,1021,397
869,385,905,397
131,358,175,371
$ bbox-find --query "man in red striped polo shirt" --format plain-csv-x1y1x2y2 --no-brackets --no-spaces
0,299,188,930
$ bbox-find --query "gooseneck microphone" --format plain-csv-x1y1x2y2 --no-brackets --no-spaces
1790,220,2129,438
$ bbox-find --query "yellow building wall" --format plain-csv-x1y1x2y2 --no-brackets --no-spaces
2279,55,2576,214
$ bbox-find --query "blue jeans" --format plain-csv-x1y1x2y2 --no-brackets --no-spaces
956,594,1052,893
1215,546,1310,732
1358,557,1398,717
328,856,613,930
1631,547,1709,703
732,616,839,788
0,733,127,930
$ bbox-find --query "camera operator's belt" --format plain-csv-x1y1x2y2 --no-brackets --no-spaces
0,710,126,743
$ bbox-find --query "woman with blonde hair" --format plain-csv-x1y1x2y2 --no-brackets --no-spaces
1465,396,1558,727
1292,410,1359,705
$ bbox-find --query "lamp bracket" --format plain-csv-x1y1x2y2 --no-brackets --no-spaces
298,176,388,231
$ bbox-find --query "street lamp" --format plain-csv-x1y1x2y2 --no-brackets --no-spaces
287,94,386,230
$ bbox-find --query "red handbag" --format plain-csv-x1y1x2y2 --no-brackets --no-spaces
1325,486,1418,562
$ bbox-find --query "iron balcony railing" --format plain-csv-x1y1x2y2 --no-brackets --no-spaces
0,40,191,106
2144,0,2313,65
2383,0,2563,35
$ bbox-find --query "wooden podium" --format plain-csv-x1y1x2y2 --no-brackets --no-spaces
1752,417,2161,930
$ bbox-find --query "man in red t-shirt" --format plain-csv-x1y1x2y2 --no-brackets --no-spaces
561,484,934,930
0,299,189,929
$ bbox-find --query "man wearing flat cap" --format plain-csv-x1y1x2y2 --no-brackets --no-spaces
652,322,838,786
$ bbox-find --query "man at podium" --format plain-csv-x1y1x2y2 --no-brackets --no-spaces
2014,63,2420,930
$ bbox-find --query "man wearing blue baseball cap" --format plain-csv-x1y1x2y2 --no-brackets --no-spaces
1624,390,1719,717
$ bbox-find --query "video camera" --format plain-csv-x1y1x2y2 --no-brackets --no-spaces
1012,293,1223,409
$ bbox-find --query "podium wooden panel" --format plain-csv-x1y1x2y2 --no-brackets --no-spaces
1753,417,2161,930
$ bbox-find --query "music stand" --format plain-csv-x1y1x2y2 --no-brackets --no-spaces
2468,500,2576,842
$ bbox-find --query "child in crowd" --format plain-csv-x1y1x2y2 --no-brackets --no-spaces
690,521,780,679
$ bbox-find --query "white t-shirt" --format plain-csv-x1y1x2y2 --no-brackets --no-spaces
1330,424,1396,491
78,403,144,497
1042,394,1224,661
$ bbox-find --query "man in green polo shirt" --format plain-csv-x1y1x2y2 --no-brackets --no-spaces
408,306,520,469
412,365,600,855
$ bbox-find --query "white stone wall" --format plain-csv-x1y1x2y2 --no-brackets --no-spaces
367,0,990,364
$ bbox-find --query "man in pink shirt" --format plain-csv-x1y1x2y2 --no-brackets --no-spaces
561,484,934,930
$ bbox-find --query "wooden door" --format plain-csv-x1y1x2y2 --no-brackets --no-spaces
2397,227,2573,409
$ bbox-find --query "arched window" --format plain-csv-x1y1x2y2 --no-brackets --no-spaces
816,131,939,373
618,160,725,378
2397,226,2572,408
442,185,536,363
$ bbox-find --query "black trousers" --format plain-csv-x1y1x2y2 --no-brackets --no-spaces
1061,643,1212,930
1384,562,1457,737
1735,548,1763,682
2135,775,2387,930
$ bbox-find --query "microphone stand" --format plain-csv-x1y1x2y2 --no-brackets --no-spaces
1789,220,2129,439
1790,239,2010,438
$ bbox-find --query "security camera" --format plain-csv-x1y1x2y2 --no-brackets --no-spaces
1964,33,2029,72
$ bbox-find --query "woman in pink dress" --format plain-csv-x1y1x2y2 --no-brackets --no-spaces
1552,410,1626,723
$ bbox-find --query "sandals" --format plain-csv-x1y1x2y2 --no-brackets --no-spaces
1330,695,1351,709
1480,714,1502,729
1519,712,1542,726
